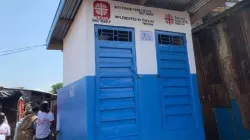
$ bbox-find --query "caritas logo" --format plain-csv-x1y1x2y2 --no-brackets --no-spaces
93,1,111,20
165,14,174,25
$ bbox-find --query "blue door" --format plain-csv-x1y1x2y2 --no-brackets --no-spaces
155,31,197,130
95,25,140,139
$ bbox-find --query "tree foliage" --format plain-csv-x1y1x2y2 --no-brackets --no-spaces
51,83,63,94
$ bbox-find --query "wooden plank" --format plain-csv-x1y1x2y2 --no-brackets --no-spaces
193,2,250,130
212,23,238,100
192,35,207,103
225,10,250,129
193,29,230,107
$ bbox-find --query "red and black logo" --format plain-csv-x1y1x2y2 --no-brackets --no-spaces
93,1,111,20
165,14,174,25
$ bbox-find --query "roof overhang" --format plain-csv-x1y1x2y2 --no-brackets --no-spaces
46,0,235,50
46,0,66,50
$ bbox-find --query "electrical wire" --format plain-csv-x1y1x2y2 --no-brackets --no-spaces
0,44,46,53
0,44,46,57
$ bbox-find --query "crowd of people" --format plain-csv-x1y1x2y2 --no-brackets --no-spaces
0,101,54,140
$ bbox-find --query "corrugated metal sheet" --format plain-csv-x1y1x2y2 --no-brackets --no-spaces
50,0,82,43
143,0,209,12
188,0,210,13
116,0,206,11
144,0,190,11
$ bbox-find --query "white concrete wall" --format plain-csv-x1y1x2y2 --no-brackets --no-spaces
63,0,197,85
63,0,91,86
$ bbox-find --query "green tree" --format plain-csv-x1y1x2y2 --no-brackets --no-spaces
51,83,63,94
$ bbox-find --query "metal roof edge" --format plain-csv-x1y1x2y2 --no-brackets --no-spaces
0,87,56,96
46,0,65,50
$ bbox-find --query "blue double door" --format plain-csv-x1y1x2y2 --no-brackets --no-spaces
95,25,198,139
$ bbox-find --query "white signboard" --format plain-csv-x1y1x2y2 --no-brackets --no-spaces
140,31,153,41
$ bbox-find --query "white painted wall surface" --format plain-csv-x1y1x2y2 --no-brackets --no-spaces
63,0,197,85
85,0,197,74
63,1,92,86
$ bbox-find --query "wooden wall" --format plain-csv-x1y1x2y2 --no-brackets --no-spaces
193,6,250,139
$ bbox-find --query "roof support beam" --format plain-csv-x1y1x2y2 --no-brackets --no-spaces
190,0,227,23
59,19,73,24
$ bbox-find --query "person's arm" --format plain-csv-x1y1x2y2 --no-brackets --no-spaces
49,112,55,125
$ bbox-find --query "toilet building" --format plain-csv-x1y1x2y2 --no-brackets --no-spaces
47,0,205,139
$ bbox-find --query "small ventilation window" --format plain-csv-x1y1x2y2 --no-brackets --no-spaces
98,29,132,42
158,34,184,46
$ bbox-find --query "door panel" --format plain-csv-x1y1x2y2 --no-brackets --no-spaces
155,31,196,130
95,25,139,139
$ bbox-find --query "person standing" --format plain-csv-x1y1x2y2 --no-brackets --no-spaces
35,101,54,140
0,113,10,140
15,104,39,140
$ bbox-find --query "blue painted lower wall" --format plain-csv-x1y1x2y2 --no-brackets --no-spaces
215,100,250,140
215,108,236,140
57,74,205,140
232,100,250,140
